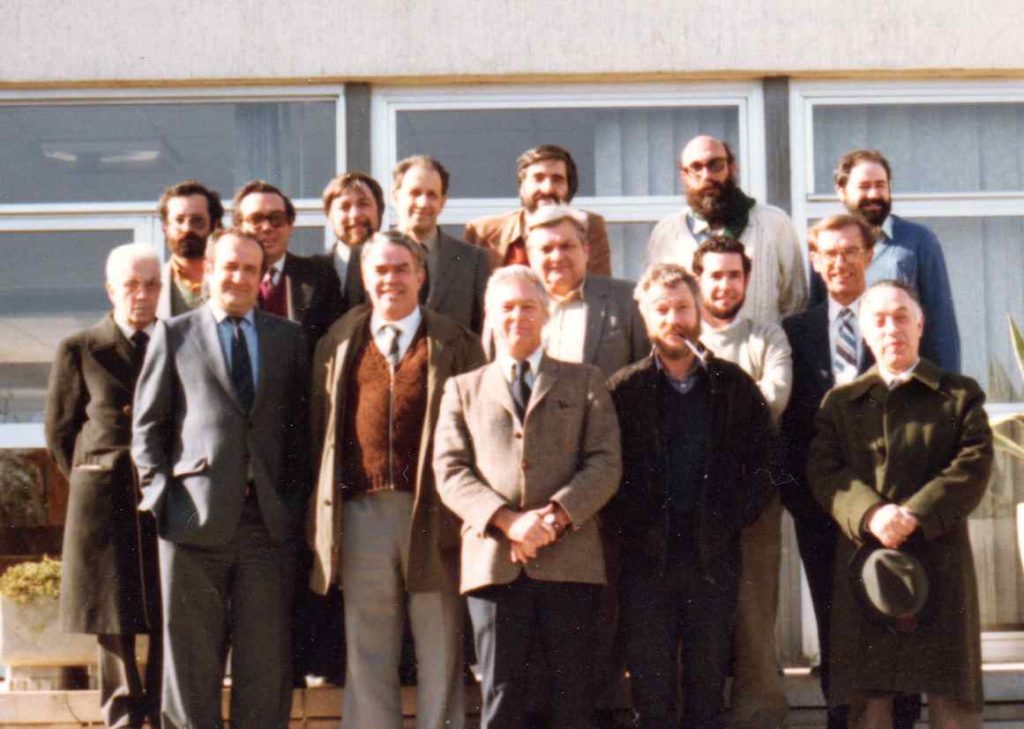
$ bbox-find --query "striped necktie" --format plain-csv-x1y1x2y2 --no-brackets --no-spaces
835,307,858,381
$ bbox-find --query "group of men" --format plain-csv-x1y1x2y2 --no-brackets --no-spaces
43,136,991,729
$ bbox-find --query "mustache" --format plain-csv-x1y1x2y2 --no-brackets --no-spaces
175,232,206,259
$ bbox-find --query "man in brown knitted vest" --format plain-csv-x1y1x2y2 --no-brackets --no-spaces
308,230,485,729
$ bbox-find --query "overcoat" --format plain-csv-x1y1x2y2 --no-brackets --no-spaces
44,313,160,634
808,359,992,708
307,305,485,595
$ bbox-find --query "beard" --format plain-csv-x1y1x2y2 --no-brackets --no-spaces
849,197,892,227
653,321,702,360
685,176,744,226
705,296,745,323
521,192,564,214
172,232,206,260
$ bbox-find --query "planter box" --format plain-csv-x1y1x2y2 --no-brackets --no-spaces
0,596,95,668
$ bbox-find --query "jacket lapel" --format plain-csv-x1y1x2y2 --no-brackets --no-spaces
484,360,519,422
806,303,835,389
582,278,607,366
426,232,457,311
251,311,273,414
526,354,558,418
89,314,137,393
194,306,243,412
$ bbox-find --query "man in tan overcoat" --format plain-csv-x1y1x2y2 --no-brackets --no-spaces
809,279,993,729
308,230,484,729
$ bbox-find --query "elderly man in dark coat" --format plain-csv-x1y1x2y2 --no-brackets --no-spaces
808,279,992,729
45,243,163,728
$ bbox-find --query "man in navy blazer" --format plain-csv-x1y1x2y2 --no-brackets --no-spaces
133,228,310,728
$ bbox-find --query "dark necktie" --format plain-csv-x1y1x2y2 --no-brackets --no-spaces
229,317,255,411
512,360,532,422
382,325,402,371
130,330,149,372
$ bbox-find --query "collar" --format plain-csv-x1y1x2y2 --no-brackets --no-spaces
207,300,255,326
112,312,156,340
687,210,714,236
267,254,286,278
828,295,862,324
370,305,422,338
701,312,749,336
879,216,894,242
551,276,588,305
417,228,439,252
878,358,920,388
170,255,203,294
498,345,544,384
334,241,353,263
654,352,703,392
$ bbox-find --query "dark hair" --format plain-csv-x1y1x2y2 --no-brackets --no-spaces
205,227,268,274
361,229,426,271
231,179,296,226
516,145,579,201
393,155,450,196
322,172,385,218
158,180,224,228
834,149,893,189
692,235,752,277
807,214,876,253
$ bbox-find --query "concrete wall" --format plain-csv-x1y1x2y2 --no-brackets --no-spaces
3,0,1023,86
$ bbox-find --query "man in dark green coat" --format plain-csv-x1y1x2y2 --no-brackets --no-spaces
808,279,992,728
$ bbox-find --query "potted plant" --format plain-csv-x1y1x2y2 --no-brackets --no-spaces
0,556,95,684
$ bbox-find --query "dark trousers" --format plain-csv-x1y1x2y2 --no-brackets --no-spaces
158,501,296,729
467,575,599,729
97,632,162,728
619,551,740,729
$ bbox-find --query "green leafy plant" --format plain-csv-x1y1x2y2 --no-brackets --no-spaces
0,556,61,604
991,315,1024,461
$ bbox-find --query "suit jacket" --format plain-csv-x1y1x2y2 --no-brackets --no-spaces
277,252,344,350
346,231,492,334
434,355,621,594
132,306,310,546
807,360,990,707
780,302,873,521
308,305,485,594
45,313,160,634
464,208,612,276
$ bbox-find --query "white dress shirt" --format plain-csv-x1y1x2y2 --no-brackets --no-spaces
370,306,423,363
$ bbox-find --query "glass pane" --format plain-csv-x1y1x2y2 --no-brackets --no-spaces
288,226,330,257
812,103,1024,194
398,106,740,198
607,222,656,282
0,101,336,204
0,230,129,423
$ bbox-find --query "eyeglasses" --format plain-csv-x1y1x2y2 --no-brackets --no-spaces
121,280,161,294
243,212,290,228
683,157,729,177
817,246,866,264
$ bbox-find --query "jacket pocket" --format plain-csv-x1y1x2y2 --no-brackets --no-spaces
172,456,209,477
72,450,122,473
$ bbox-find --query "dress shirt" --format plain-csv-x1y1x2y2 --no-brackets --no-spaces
828,296,862,385
208,301,259,386
654,352,703,394
370,306,423,363
545,284,588,363
113,314,156,341
686,212,720,243
878,358,920,389
498,345,543,390
332,242,353,294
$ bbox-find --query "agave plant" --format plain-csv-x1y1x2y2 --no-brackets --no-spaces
991,315,1024,461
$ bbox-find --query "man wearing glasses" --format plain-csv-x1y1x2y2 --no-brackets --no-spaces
647,135,806,324
234,180,344,352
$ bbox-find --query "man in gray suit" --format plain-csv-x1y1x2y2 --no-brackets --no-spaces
155,180,224,319
133,228,310,728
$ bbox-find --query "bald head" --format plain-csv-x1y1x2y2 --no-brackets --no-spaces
681,135,732,169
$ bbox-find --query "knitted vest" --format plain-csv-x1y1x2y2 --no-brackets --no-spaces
341,325,429,495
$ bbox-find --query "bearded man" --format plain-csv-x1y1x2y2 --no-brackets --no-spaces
156,180,224,317
647,135,805,324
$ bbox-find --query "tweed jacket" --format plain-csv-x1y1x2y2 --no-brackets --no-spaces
808,359,992,708
45,313,160,634
434,355,621,594
308,305,485,594
464,208,612,276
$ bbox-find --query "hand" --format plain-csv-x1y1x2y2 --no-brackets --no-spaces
867,503,919,548
505,510,558,550
536,502,572,536
510,542,533,564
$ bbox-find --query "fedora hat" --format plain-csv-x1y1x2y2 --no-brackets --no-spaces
848,541,929,631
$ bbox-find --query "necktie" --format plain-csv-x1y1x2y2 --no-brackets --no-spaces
259,269,287,317
835,307,858,379
229,317,255,411
512,360,532,422
130,330,149,370
382,325,402,371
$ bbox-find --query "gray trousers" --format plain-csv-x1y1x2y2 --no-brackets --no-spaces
341,490,465,729
97,633,161,728
158,501,296,729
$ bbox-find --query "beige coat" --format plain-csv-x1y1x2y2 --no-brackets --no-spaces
307,305,485,594
433,355,621,594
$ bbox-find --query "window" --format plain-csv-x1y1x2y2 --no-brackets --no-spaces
791,79,1024,649
372,83,766,280
0,86,346,437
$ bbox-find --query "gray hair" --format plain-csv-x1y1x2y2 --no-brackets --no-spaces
859,279,924,326
633,262,701,306
105,242,161,284
361,229,426,271
525,204,589,241
484,264,550,316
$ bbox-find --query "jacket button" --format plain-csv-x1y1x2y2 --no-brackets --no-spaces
324,498,332,506
521,460,529,470
514,432,523,439
122,405,132,417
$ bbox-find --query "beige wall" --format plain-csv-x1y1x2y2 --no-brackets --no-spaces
3,0,1023,86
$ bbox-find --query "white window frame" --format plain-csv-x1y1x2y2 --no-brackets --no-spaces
0,85,348,448
790,78,1024,663
370,81,767,228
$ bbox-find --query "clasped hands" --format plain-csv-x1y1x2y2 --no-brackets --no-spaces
491,503,571,563
866,502,919,549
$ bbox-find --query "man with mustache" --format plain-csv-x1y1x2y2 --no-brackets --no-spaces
608,262,780,729
464,144,612,275
647,135,806,324
321,171,384,303
156,180,224,318
693,236,793,728
819,149,960,373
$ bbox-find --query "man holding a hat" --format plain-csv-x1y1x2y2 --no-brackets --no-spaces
808,279,993,728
